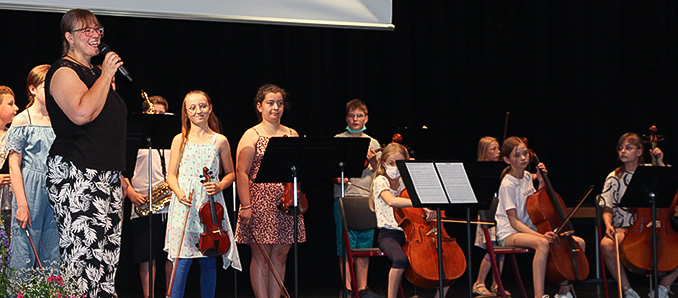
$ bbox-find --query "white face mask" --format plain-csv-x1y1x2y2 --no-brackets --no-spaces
385,165,400,179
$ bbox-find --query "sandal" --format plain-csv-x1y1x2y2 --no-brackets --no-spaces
473,283,492,297
491,284,512,297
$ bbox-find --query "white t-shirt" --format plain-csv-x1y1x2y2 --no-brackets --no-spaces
599,170,634,228
495,171,538,241
333,131,381,198
371,175,404,231
130,148,171,219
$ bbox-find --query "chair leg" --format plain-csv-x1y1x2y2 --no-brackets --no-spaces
488,254,507,298
510,254,529,298
599,226,610,298
483,228,508,298
344,233,360,298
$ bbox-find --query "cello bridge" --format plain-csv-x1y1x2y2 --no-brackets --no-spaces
426,228,438,236
646,220,661,228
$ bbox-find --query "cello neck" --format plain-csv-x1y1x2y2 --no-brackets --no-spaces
531,150,573,231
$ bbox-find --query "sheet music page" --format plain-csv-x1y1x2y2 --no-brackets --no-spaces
404,163,450,204
435,162,478,203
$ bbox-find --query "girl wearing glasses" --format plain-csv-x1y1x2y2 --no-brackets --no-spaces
599,133,678,298
164,90,241,297
43,8,127,298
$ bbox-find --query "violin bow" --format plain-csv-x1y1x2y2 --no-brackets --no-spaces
247,223,291,298
26,230,47,280
554,185,594,236
347,181,369,193
167,190,193,297
615,233,623,298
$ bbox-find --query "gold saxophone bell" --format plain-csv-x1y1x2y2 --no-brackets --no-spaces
141,89,155,115
135,182,173,217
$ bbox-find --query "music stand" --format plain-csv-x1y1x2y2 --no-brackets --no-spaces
329,137,371,298
618,166,678,298
397,160,478,297
256,137,366,298
127,113,179,298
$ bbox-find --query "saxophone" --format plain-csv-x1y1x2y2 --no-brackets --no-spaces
134,182,173,217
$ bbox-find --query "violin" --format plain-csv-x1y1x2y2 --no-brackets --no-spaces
281,182,308,215
198,167,231,257
393,189,466,289
524,144,589,284
619,126,678,275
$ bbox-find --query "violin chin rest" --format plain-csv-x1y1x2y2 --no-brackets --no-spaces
202,248,220,257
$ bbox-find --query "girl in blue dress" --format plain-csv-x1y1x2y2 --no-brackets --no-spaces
6,64,59,272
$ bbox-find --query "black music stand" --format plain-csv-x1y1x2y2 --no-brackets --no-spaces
397,160,479,298
256,137,366,298
619,166,678,298
332,137,371,298
127,113,179,298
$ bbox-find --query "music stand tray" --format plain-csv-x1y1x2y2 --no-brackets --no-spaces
466,161,505,210
619,166,678,209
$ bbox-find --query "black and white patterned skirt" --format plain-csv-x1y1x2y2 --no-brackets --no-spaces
46,155,123,298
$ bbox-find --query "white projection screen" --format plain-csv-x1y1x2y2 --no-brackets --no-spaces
0,0,394,30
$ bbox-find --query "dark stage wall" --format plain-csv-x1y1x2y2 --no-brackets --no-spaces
1,1,678,295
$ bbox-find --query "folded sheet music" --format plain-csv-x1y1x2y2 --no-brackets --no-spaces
403,162,477,205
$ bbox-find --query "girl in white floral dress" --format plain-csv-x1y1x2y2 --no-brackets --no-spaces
164,90,241,298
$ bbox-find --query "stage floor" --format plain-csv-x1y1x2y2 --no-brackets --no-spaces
116,279,664,297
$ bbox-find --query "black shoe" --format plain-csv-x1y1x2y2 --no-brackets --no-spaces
358,287,384,298
339,288,354,298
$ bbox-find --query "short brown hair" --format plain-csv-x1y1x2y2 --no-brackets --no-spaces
0,86,14,98
614,132,644,178
142,95,168,113
345,99,368,116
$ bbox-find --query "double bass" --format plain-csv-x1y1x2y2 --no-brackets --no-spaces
619,126,678,275
393,189,466,289
525,145,589,284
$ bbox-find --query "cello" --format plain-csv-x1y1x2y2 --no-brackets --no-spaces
619,126,678,275
524,144,589,285
393,189,466,289
198,167,231,257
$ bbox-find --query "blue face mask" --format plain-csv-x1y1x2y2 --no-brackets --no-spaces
346,125,367,134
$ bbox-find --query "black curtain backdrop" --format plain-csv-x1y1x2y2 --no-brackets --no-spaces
1,1,678,295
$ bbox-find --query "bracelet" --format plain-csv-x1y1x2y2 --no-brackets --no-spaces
240,205,252,210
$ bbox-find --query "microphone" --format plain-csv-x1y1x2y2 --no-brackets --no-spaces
98,42,133,82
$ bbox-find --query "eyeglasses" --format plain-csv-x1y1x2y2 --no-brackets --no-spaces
186,103,209,114
616,145,639,152
347,113,366,119
72,27,104,37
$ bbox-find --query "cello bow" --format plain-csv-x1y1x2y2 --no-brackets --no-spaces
247,223,291,298
554,185,594,236
167,190,193,297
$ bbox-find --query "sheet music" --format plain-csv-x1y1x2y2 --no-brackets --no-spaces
434,163,478,204
404,163,450,204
